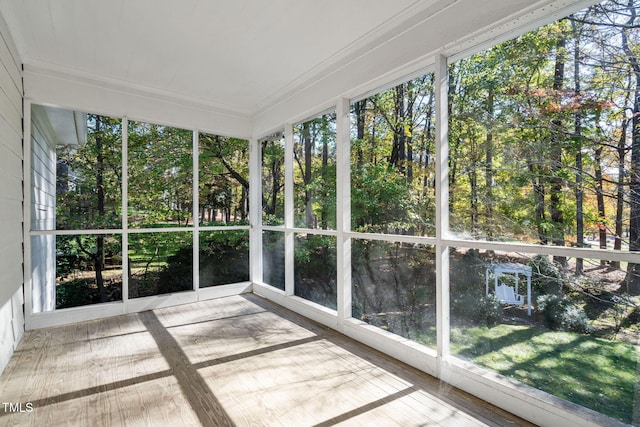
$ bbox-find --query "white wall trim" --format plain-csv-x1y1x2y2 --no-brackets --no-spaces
27,283,252,330
198,282,253,302
342,318,439,377
253,282,338,330
29,301,127,330
24,60,252,118
24,65,253,140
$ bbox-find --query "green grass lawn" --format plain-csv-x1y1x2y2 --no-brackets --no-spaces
422,325,639,423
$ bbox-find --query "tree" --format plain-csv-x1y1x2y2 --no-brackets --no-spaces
572,16,586,274
261,135,285,222
549,29,568,267
199,134,249,223
619,0,640,293
128,122,192,227
294,114,336,229
55,113,122,305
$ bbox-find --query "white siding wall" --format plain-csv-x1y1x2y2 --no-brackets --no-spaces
30,107,56,231
0,10,23,374
29,107,56,313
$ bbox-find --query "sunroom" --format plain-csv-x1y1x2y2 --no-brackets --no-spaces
0,0,638,425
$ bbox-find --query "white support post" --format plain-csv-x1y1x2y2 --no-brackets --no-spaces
249,136,263,286
284,123,295,296
336,97,352,329
435,53,450,368
122,117,129,309
193,130,200,292
527,275,532,316
23,100,33,327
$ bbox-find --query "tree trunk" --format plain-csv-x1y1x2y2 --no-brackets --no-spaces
391,84,406,173
485,89,494,239
549,35,567,268
354,100,366,168
303,122,314,229
406,83,415,185
321,116,329,230
529,161,547,244
470,147,478,234
625,74,640,292
612,118,629,269
270,159,281,217
572,19,584,275
423,78,435,195
94,116,106,303
594,146,608,263
622,1,640,293
241,185,248,220
448,70,459,192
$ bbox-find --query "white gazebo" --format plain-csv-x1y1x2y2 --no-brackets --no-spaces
485,262,532,316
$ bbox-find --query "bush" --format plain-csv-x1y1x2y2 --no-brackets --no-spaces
529,255,563,295
450,249,485,294
157,245,194,294
537,294,594,334
452,292,503,326
56,278,122,309
620,306,640,329
475,295,504,326
158,231,249,292
471,295,503,326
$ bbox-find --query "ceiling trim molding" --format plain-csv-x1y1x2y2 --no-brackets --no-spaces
253,0,599,134
253,0,456,115
442,0,601,62
23,60,253,120
24,64,253,139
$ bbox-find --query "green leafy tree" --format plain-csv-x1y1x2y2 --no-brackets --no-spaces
199,133,249,224
56,114,122,304
128,122,192,227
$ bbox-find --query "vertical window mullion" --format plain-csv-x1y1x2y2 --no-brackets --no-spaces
122,117,129,310
435,53,450,365
249,137,263,286
336,97,352,327
284,123,294,296
193,130,199,292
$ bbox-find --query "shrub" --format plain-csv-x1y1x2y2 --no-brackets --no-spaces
452,292,503,326
56,278,122,309
621,305,640,329
199,231,249,287
450,249,485,294
56,279,101,308
475,295,504,326
529,255,563,295
537,294,594,334
157,245,194,294
158,231,249,292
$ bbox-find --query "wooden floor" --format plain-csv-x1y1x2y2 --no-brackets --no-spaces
0,294,534,426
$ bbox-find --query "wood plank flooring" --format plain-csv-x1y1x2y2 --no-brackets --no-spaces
0,294,534,426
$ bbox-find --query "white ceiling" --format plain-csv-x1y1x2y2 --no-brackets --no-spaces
0,0,432,116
